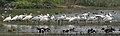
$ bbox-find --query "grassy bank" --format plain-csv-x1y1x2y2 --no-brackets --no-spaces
1,7,120,15
4,0,120,9
0,8,66,16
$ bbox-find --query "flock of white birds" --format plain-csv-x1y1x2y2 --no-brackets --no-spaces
2,11,116,22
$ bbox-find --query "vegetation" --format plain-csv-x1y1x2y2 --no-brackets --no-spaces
0,0,120,9
5,0,65,9
79,0,120,7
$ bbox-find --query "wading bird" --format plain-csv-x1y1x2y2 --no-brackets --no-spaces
3,14,12,22
11,15,19,21
17,14,27,20
22,13,33,20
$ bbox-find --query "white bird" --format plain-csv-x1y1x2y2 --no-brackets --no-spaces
42,15,49,18
82,12,90,16
94,14,105,18
87,16,97,21
108,13,112,16
31,16,40,21
17,15,27,20
103,15,113,22
87,14,106,21
46,14,50,16
68,17,78,22
3,15,12,22
39,17,50,21
81,16,87,20
56,15,66,20
50,15,55,20
65,16,72,20
65,16,80,22
39,14,50,18
11,15,19,21
22,13,33,20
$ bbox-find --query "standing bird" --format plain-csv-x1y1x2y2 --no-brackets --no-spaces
39,17,50,21
22,13,33,20
103,14,113,22
108,13,112,16
87,16,96,21
11,15,19,21
68,16,79,22
82,12,90,16
50,15,55,20
17,14,27,20
81,12,90,20
31,16,40,21
3,15,12,22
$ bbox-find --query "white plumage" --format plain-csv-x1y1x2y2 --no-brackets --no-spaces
56,15,66,20
39,17,50,21
69,16,80,22
103,15,113,22
64,16,80,22
3,16,12,22
50,15,55,20
31,16,40,21
17,15,27,20
87,16,96,21
11,15,19,21
22,14,32,20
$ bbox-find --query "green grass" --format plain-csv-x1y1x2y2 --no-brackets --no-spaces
1,8,65,16
1,7,120,16
79,0,120,7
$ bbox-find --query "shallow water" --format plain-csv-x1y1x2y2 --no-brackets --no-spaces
2,24,120,34
0,33,120,36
